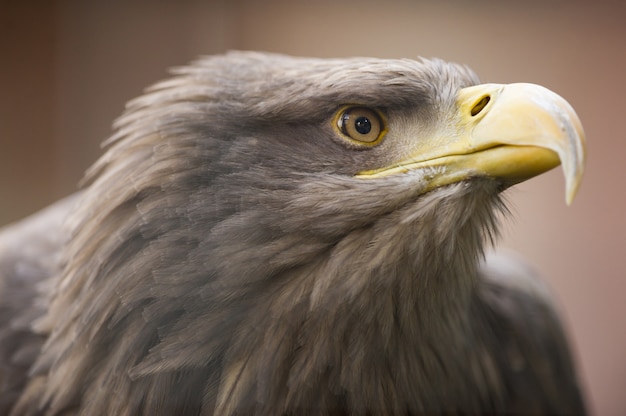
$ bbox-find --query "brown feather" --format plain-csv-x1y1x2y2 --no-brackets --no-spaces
0,52,585,415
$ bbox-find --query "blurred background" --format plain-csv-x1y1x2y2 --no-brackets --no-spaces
1,1,624,414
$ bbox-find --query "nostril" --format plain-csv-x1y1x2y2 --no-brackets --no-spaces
471,95,491,116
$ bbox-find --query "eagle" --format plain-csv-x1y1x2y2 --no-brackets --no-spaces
0,51,586,415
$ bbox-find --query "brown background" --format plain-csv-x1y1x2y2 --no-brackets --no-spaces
1,1,624,414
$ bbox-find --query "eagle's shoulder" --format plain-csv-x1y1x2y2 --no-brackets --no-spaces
0,193,78,324
0,193,78,414
471,250,587,415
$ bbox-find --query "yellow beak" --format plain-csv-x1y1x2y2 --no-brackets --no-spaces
356,83,586,205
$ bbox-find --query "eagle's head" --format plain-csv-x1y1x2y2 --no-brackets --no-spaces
33,52,585,414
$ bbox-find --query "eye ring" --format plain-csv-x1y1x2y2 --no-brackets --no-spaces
333,106,387,146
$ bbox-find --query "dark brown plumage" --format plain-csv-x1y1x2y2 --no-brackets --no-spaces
0,52,586,415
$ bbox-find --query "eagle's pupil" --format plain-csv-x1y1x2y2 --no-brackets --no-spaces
354,117,372,135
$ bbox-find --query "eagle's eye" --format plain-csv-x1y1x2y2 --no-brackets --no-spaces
334,106,386,146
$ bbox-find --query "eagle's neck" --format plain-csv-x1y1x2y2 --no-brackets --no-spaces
216,181,504,414
35,171,503,414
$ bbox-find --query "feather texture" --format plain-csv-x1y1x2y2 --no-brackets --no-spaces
0,52,585,415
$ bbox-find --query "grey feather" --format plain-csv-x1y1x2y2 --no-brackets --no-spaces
0,52,585,415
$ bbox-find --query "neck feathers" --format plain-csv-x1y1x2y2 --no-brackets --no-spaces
215,180,505,414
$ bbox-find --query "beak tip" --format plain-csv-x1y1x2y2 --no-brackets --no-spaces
564,174,583,206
